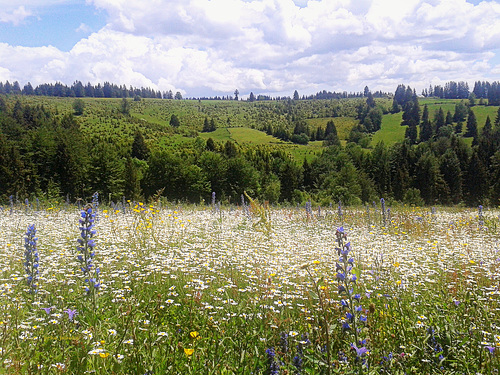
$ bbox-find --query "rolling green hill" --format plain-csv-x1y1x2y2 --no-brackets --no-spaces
2,95,498,155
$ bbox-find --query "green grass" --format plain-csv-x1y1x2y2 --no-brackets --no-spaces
470,105,499,129
305,116,358,141
197,127,233,142
229,127,285,145
370,112,405,147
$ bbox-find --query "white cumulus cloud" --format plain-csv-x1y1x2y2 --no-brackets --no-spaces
0,0,500,96
0,5,32,25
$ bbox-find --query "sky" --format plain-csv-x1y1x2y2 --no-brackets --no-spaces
0,0,500,98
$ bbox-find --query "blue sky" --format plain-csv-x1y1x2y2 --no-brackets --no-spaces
0,1,106,51
1,0,500,97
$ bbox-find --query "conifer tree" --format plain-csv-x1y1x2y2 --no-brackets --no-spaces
131,131,150,160
170,114,180,127
434,107,445,134
419,104,433,142
465,108,478,144
440,150,462,204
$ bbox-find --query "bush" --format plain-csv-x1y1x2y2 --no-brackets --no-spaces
291,133,309,145
72,99,85,115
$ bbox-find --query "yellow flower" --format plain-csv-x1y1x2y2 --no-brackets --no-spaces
190,331,199,339
184,348,194,356
99,352,110,358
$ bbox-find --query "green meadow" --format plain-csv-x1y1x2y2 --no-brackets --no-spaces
3,201,499,374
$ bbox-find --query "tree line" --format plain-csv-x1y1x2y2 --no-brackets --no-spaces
1,91,500,207
0,80,183,100
420,80,500,106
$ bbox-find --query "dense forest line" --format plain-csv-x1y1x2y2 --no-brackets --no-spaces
2,79,499,104
1,86,500,207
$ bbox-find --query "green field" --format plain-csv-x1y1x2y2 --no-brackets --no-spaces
371,99,499,147
370,112,405,146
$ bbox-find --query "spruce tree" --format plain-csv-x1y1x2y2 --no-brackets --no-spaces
420,104,433,142
445,110,453,125
170,114,180,127
202,117,211,132
434,107,445,135
131,131,150,160
405,121,418,144
324,120,340,146
465,108,478,144
465,150,488,205
440,150,462,204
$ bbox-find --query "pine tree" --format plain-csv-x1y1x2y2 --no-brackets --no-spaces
302,158,313,190
465,150,488,205
453,101,468,122
324,120,340,146
405,121,418,144
315,126,325,141
124,157,142,201
420,104,433,142
445,110,453,125
209,119,216,132
72,99,85,116
131,131,150,160
434,107,445,134
415,152,447,205
120,98,130,115
465,108,478,144
440,150,462,204
170,114,180,127
202,117,211,132
490,151,500,205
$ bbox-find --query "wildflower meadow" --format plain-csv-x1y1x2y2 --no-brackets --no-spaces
1,198,499,374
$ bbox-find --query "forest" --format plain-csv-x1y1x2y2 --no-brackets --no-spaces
1,80,500,207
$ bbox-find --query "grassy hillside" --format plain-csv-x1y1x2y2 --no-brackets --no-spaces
371,112,405,146
371,99,499,147
3,95,499,158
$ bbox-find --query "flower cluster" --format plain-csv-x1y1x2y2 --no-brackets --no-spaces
265,347,280,375
77,204,100,296
24,224,39,294
381,198,386,226
427,327,444,368
305,200,312,218
335,227,368,364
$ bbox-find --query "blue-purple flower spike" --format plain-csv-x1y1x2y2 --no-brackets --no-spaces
24,224,39,294
77,204,100,298
335,226,368,366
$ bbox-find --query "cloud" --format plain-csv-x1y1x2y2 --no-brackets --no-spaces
0,6,32,25
76,23,92,33
1,0,500,96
